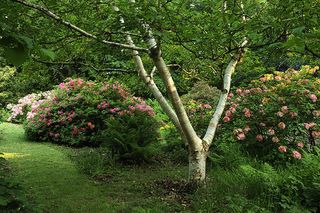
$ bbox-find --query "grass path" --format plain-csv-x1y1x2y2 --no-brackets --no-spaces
0,123,112,213
0,123,188,213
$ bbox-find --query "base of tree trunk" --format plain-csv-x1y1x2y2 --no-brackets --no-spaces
188,149,207,186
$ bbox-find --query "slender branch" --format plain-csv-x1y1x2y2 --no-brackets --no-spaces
32,58,133,73
126,32,187,142
111,3,186,142
12,0,149,53
202,55,241,145
39,34,83,45
305,45,320,59
145,28,200,149
203,1,249,146
150,64,180,79
150,66,157,78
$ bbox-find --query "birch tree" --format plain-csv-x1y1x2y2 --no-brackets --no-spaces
7,0,317,185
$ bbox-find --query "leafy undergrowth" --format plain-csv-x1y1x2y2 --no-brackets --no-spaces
0,155,30,212
68,147,191,212
71,140,320,212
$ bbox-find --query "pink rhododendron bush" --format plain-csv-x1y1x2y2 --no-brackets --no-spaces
22,79,159,160
223,66,320,162
6,91,53,123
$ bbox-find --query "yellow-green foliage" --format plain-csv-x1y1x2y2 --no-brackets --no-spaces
0,66,15,100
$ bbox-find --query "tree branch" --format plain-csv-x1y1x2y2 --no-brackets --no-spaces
144,25,200,148
13,0,149,53
203,1,249,146
305,45,320,59
39,34,84,45
32,57,134,73
111,2,186,142
126,32,187,141
202,55,241,145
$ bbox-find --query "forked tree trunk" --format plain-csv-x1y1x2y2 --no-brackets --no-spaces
13,0,248,187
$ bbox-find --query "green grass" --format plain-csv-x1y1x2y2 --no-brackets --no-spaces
0,123,189,212
2,123,318,212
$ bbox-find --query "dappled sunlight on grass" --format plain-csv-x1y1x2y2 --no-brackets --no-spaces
2,152,30,159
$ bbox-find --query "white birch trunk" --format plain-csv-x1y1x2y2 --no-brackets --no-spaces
125,35,188,142
147,42,200,149
203,58,239,145
147,39,207,184
188,137,208,183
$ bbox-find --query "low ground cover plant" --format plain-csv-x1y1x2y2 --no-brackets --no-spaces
0,154,30,212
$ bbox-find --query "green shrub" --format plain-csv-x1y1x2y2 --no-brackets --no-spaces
208,140,250,170
192,153,320,212
181,81,221,137
119,75,166,99
291,148,320,210
0,66,15,107
160,130,188,164
94,110,159,163
191,139,320,212
24,79,159,162
145,99,189,164
0,108,10,122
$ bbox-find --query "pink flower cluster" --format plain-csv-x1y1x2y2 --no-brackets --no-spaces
58,78,84,92
224,68,320,161
292,151,302,159
278,146,302,159
223,101,238,123
127,100,155,117
110,108,120,113
310,94,317,102
23,79,158,146
7,91,52,122
97,101,109,110
304,122,317,130
112,82,130,99
201,103,212,109
234,128,248,141
243,108,251,118
311,131,320,138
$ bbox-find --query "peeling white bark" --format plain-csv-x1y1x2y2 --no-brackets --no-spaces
125,35,187,140
188,137,208,183
150,53,202,147
111,4,187,142
144,29,200,150
203,58,239,145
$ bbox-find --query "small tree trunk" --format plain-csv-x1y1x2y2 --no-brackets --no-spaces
187,137,208,185
188,148,207,184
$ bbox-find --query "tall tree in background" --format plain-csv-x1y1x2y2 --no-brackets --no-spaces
5,0,320,185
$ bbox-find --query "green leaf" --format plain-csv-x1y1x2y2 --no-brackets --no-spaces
292,26,305,36
283,36,305,52
19,35,34,49
40,48,56,60
0,35,31,66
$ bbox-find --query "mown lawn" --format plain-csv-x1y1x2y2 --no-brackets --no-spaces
0,123,190,213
